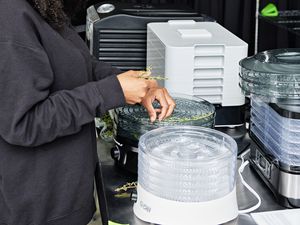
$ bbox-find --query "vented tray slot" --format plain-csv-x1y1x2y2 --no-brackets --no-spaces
99,39,146,43
195,45,224,55
99,43,146,48
115,66,145,71
193,78,223,86
99,52,145,57
195,95,222,103
99,29,146,40
99,33,146,39
193,86,223,94
99,48,146,52
99,57,145,62
194,68,224,78
194,56,224,67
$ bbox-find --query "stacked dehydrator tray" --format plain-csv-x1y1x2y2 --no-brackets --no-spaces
239,48,300,208
111,94,215,173
147,21,248,126
133,126,238,225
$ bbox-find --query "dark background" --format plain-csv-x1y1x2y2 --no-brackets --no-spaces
74,0,300,55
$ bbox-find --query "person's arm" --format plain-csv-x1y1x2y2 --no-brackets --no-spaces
89,43,176,121
91,56,122,81
0,41,125,147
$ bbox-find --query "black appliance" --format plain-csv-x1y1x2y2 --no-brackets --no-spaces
86,1,214,71
258,10,300,51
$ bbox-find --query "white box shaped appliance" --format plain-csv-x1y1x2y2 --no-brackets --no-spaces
147,21,248,127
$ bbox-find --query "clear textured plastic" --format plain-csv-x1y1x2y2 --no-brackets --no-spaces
251,113,300,152
251,96,300,132
250,123,300,166
240,49,300,82
239,78,300,99
115,94,215,142
239,49,300,100
240,66,300,84
138,126,237,202
251,109,300,143
250,96,300,165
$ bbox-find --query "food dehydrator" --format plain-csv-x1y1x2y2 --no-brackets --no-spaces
133,126,238,225
147,21,248,126
240,49,300,208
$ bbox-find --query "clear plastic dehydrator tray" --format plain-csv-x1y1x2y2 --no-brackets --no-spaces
138,126,237,202
250,122,300,166
114,94,215,142
239,48,300,82
251,114,300,154
250,96,300,166
239,48,300,100
239,78,300,98
251,96,300,133
251,109,300,144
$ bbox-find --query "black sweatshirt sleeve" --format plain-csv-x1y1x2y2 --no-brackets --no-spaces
91,56,122,80
0,41,125,147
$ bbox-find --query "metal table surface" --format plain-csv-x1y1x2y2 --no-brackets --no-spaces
95,130,285,225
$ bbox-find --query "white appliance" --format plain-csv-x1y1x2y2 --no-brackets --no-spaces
147,21,248,127
133,126,238,225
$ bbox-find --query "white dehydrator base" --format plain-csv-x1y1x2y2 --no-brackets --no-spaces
133,184,238,225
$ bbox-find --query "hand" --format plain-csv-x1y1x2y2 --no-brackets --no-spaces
141,87,176,122
117,70,158,104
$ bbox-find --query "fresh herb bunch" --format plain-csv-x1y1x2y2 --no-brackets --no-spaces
96,112,115,141
138,66,168,81
163,112,215,123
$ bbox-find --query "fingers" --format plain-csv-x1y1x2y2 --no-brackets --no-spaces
118,70,175,121
141,88,175,122
142,94,157,122
155,108,161,113
154,90,169,121
163,88,176,118
146,79,159,89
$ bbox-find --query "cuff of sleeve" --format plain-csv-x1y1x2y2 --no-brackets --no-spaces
95,75,126,114
111,67,122,76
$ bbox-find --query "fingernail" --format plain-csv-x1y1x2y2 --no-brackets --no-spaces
150,116,155,122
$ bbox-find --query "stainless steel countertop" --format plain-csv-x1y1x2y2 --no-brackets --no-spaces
96,134,284,225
